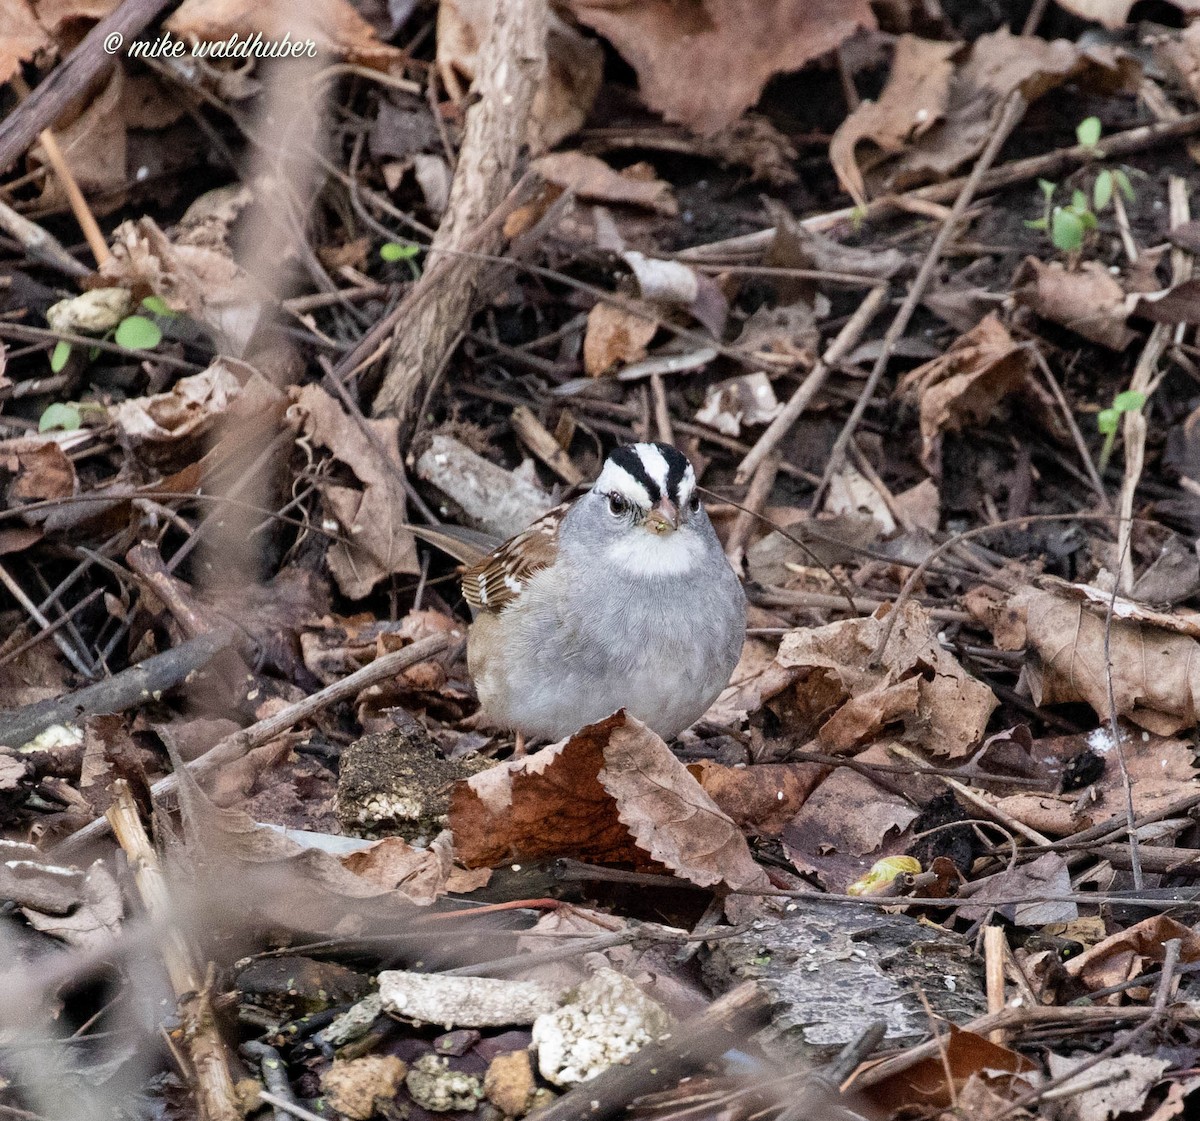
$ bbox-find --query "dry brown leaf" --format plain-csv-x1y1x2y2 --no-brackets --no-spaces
20,860,123,950
829,35,957,206
165,0,402,68
832,29,1138,203
705,637,801,728
33,0,122,32
780,742,918,891
567,0,875,135
624,252,728,337
695,373,781,437
2,439,77,504
894,478,939,532
1014,258,1137,351
958,852,1077,926
110,361,246,443
100,217,272,356
1049,1054,1169,1121
687,761,827,837
288,384,419,599
0,0,51,86
992,791,1087,837
865,1025,1036,1114
897,312,1035,476
823,464,896,534
1132,277,1200,326
964,582,1029,650
533,152,678,215
1055,0,1200,26
437,1,602,151
1065,915,1200,991
1084,726,1198,825
1157,21,1200,107
450,712,769,892
1006,583,1200,735
342,833,485,904
583,302,658,377
776,601,997,756
169,760,440,925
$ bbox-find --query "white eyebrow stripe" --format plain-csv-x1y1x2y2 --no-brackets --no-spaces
595,461,653,508
635,443,671,492
677,464,697,505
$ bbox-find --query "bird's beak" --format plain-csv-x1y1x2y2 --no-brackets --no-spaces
644,498,679,534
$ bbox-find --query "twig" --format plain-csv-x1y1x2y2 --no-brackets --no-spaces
511,405,584,485
10,83,109,268
815,93,1029,499
871,512,1158,665
53,632,454,853
852,1004,1176,1093
1155,938,1183,1015
650,372,674,445
0,628,230,749
256,1094,327,1121
1028,345,1109,509
679,110,1200,260
724,453,778,572
240,1042,297,1121
106,782,240,1121
890,744,1052,846
0,560,94,680
1021,0,1052,34
736,285,888,483
774,1022,886,1121
984,925,1007,1045
1117,176,1190,589
0,322,202,372
0,587,104,672
372,0,549,425
0,197,89,277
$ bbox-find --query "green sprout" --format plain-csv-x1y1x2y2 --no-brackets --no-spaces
380,240,422,279
1027,184,1096,252
1097,389,1148,473
1028,120,1138,258
48,296,168,373
1076,115,1102,151
37,400,104,433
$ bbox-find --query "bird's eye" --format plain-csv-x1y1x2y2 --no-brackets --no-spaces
687,492,701,514
608,492,630,517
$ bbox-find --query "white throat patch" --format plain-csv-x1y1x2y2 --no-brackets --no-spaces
606,526,704,576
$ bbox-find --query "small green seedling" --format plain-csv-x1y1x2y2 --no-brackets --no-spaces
1097,389,1148,473
1092,166,1135,213
1028,119,1138,258
380,240,422,279
37,400,104,433
1028,184,1097,252
49,295,168,372
114,315,162,351
1076,115,1102,151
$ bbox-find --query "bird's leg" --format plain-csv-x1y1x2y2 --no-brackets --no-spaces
513,732,526,757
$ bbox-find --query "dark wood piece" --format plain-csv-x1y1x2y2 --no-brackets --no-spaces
0,0,174,177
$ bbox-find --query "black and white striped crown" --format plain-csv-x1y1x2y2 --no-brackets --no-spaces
594,442,696,509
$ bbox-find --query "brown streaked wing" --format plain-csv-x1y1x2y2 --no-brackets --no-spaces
461,504,565,613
